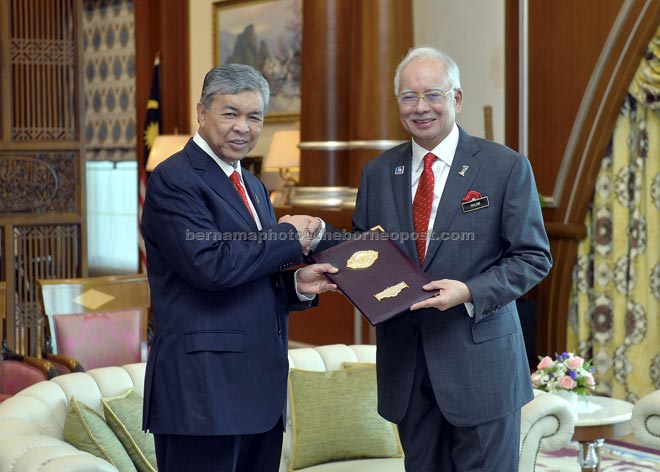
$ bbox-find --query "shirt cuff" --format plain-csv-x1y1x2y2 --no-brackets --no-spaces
307,218,325,253
464,301,475,318
294,268,316,301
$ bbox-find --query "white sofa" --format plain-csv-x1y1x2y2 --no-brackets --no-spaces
631,389,660,448
0,344,575,471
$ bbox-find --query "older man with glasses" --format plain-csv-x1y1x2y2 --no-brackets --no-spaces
351,46,552,471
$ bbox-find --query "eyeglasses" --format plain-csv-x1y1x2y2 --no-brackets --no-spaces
397,89,453,107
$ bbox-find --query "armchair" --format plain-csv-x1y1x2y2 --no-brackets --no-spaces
1,282,50,402
36,274,150,372
631,389,660,448
0,360,47,403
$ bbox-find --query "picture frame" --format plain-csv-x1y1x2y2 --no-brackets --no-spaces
213,0,302,123
241,155,263,178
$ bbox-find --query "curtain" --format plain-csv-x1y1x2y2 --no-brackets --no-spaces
568,26,660,402
83,0,136,162
86,161,138,274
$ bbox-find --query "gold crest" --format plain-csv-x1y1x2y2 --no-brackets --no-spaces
374,281,409,301
346,250,379,269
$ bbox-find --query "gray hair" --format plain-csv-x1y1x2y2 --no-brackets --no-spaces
394,47,461,95
199,63,270,112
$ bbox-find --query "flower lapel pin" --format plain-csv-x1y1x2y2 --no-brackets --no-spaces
461,190,489,213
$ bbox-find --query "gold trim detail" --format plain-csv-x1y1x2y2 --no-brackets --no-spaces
346,250,379,269
374,281,409,302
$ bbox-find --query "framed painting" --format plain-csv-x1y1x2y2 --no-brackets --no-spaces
213,0,302,123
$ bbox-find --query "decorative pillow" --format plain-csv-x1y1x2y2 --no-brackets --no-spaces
340,361,375,370
63,396,137,472
102,389,157,472
288,365,403,470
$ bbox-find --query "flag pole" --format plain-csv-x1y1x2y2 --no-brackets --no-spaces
138,54,162,274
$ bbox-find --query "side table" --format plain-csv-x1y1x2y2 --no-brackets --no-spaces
572,395,634,471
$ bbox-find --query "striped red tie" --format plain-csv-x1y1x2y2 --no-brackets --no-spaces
413,153,436,265
229,171,255,221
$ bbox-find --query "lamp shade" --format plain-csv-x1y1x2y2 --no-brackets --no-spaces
146,135,190,171
263,130,300,170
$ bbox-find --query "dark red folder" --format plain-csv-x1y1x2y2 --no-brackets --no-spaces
311,232,434,325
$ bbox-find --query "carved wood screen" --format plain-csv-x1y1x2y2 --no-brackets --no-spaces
0,0,86,357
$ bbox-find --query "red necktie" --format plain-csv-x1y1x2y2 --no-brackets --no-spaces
413,153,436,265
229,171,255,221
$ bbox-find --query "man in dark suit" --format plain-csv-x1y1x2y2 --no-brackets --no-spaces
352,47,552,470
141,63,337,472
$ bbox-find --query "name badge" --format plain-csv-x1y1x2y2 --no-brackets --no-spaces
461,196,489,213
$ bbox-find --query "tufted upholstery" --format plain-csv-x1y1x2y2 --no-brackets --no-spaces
631,389,660,448
0,345,575,471
282,345,576,472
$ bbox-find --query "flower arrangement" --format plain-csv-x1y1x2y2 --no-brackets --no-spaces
531,352,596,396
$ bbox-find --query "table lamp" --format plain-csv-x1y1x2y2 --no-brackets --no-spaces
263,129,300,204
146,134,190,171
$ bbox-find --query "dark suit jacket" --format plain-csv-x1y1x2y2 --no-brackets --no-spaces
141,139,310,436
353,127,552,427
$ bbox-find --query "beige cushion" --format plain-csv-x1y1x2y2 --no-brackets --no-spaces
63,396,137,472
102,389,157,472
288,364,403,470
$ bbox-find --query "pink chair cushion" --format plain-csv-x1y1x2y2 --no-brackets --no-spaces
1,360,47,395
53,308,143,370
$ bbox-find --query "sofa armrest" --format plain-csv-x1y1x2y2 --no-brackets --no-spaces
45,353,86,373
519,390,575,472
18,356,60,379
632,389,660,448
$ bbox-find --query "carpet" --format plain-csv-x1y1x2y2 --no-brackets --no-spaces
535,439,660,471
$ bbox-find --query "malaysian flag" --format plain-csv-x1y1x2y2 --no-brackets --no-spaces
138,56,161,273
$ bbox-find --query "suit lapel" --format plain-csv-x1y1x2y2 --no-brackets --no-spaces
242,171,274,226
389,143,417,260
186,141,258,229
423,128,482,269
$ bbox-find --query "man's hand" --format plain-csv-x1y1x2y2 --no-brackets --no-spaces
279,215,322,253
295,263,339,294
410,279,472,311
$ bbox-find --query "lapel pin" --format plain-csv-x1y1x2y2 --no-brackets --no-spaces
394,166,405,175
459,165,470,176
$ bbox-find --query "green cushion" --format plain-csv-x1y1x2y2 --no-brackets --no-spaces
288,365,403,470
340,361,375,369
102,389,157,472
63,396,137,472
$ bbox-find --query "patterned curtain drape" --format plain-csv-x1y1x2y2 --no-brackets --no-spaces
83,0,136,161
569,25,660,403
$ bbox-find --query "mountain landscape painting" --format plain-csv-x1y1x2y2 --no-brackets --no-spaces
214,0,302,121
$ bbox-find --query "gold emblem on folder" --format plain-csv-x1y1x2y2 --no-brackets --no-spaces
374,281,409,302
346,250,379,269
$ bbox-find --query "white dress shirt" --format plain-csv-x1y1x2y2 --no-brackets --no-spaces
410,124,474,316
193,133,263,230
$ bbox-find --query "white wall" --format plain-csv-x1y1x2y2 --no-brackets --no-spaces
412,0,505,143
188,0,505,170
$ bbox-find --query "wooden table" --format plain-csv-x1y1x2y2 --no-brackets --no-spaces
572,395,634,471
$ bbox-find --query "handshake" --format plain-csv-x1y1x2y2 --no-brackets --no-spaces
279,214,338,296
278,214,323,254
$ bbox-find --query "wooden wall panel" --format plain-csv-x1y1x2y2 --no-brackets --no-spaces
527,0,620,197
0,0,86,356
134,0,190,169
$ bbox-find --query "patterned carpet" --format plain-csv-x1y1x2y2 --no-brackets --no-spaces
536,439,660,471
